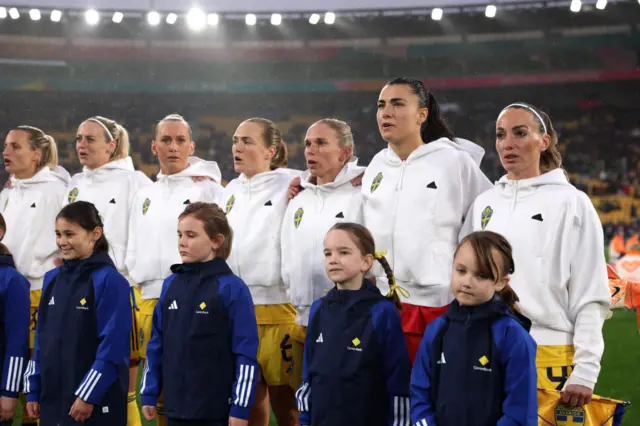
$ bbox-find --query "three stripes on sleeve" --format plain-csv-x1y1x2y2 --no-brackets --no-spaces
3,356,24,393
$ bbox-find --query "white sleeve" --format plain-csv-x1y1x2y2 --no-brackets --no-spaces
27,186,64,278
566,193,610,389
458,202,476,242
459,153,493,222
280,204,294,297
125,194,141,283
129,172,153,206
202,181,225,204
346,192,364,225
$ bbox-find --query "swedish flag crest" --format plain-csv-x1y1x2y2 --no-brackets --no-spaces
370,172,383,193
294,207,304,229
481,206,493,230
68,187,79,204
142,198,151,215
225,195,235,215
554,404,585,426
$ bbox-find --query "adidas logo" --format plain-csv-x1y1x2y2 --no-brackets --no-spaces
109,198,116,204
437,352,446,364
49,296,55,306
532,213,543,222
168,301,179,310
316,333,323,343
335,212,344,218
264,200,273,206
427,181,437,189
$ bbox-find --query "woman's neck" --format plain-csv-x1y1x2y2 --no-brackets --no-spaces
244,167,271,180
389,135,423,161
13,168,38,180
506,164,541,181
336,275,363,291
161,163,189,176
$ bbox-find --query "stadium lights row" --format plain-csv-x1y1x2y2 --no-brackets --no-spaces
0,6,338,28
0,1,630,25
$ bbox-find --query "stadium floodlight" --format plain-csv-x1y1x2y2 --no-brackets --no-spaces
29,9,41,21
85,9,100,25
595,0,607,9
245,13,257,26
112,11,123,23
207,13,219,26
324,12,335,24
271,13,282,25
0,7,6,19
431,8,443,21
485,5,497,18
187,7,206,31
51,10,62,22
166,13,177,24
309,13,320,24
570,0,582,12
8,7,19,20
147,11,161,26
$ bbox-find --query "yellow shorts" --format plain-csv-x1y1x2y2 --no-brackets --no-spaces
536,345,575,390
255,304,297,387
138,296,158,359
130,286,141,366
29,290,42,350
289,324,306,391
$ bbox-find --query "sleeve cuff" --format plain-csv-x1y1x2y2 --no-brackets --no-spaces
0,390,18,398
141,395,158,408
564,372,596,390
299,412,310,426
26,392,40,403
230,404,251,420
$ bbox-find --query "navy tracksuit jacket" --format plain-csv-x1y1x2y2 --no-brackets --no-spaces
296,280,411,426
24,252,132,426
411,296,538,426
0,254,30,419
140,258,259,422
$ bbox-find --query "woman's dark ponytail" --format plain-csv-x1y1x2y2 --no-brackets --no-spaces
386,77,455,143
57,201,110,254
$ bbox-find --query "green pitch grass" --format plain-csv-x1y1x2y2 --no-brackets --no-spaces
13,310,637,425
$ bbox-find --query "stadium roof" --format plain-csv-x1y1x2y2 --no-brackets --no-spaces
5,0,566,13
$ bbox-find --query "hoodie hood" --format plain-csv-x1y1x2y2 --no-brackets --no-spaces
382,137,485,166
82,156,135,176
235,168,293,192
11,166,70,187
325,279,386,309
0,254,16,269
495,168,570,190
301,158,366,191
157,156,222,183
446,296,532,331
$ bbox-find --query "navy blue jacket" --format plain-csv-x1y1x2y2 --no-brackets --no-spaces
25,252,132,426
411,297,538,426
0,254,30,398
297,280,410,426
140,258,259,421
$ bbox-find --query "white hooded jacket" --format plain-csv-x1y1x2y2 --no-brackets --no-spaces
126,157,224,299
0,166,70,290
63,157,152,275
460,168,610,389
281,159,366,326
361,138,492,308
222,169,294,306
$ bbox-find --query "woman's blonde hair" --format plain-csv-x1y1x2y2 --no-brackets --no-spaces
311,118,356,163
83,116,130,160
13,125,58,170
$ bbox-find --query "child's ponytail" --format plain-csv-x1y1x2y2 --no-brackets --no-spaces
497,284,520,314
374,251,406,311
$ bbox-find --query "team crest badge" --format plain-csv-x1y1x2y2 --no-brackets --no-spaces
225,195,235,214
481,206,493,230
554,404,585,426
370,172,383,193
68,187,79,203
142,198,151,215
294,207,304,229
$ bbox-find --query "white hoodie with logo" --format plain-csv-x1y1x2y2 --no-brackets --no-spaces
221,169,294,306
0,166,70,291
460,168,610,389
361,138,492,307
281,159,366,326
63,157,152,275
126,157,224,300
